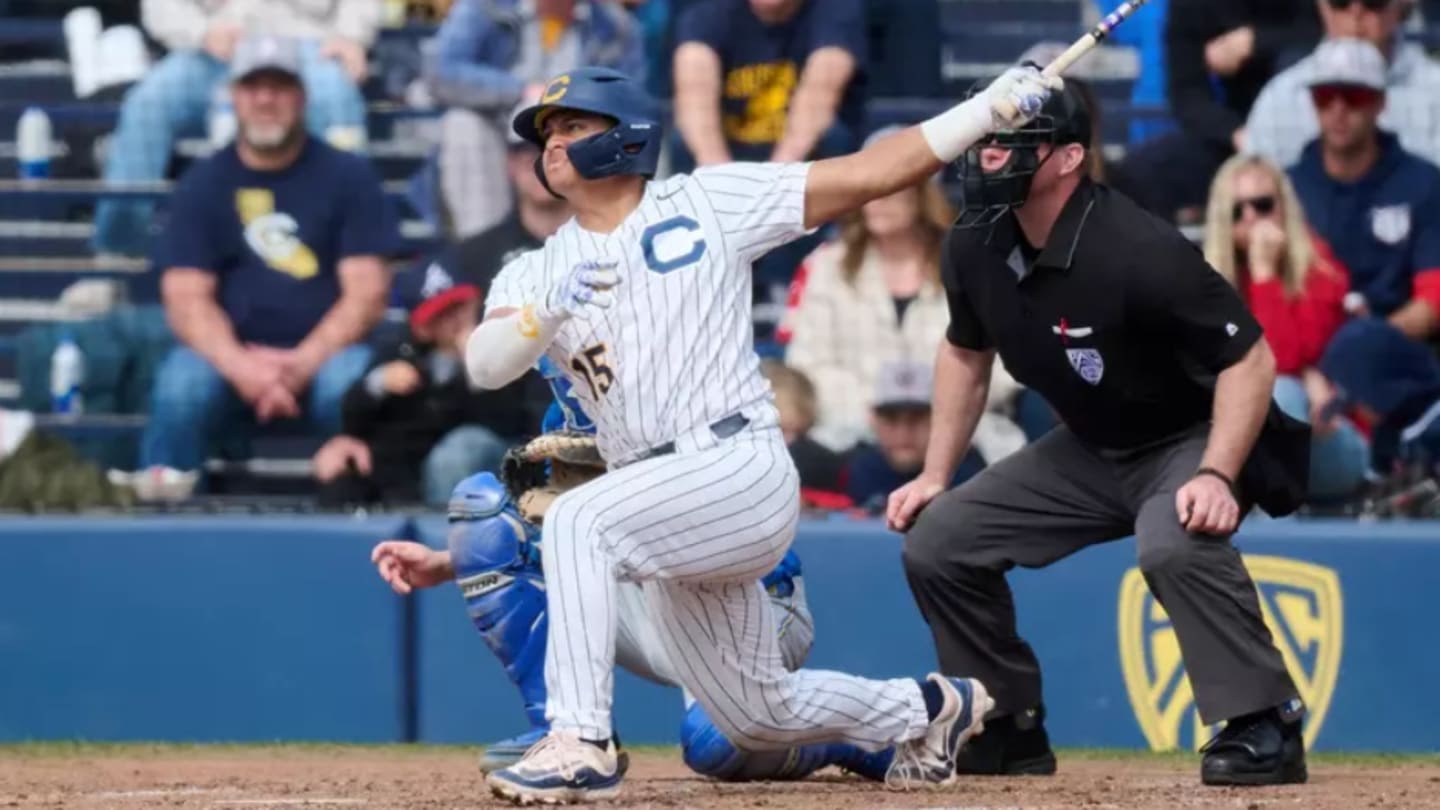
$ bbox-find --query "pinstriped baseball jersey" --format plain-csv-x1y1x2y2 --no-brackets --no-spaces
486,162,813,464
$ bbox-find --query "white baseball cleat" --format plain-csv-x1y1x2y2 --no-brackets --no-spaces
486,731,622,805
885,674,994,790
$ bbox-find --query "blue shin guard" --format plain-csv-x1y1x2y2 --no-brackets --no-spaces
448,473,550,746
679,702,895,782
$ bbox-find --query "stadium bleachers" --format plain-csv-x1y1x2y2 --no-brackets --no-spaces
0,14,448,415
0,0,1205,496
1,1,1435,496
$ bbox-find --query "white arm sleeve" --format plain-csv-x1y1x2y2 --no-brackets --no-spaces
465,307,563,390
467,252,559,390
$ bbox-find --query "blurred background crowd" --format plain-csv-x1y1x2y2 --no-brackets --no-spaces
2,0,1440,518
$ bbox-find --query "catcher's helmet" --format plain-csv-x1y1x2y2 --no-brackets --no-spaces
954,72,1093,229
512,67,662,196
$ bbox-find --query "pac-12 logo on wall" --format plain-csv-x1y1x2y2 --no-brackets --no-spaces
1118,555,1342,751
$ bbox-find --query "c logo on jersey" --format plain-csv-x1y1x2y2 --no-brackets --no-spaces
1118,555,1341,751
641,216,707,275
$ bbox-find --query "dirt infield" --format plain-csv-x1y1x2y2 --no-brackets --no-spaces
2,746,1438,809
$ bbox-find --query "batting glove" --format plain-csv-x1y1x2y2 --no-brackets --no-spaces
539,259,621,321
985,65,1063,132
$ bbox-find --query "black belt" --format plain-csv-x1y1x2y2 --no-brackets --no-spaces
633,413,750,463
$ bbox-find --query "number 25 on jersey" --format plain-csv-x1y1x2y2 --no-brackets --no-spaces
572,343,614,399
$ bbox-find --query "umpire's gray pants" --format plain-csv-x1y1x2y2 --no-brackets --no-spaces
902,424,1298,725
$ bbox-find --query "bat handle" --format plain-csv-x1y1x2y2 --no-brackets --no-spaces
985,0,1150,126
989,36,1095,121
991,97,1021,124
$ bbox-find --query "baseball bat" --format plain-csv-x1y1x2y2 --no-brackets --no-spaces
993,0,1153,119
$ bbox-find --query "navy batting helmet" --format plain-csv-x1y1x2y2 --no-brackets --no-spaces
512,67,662,195
954,72,1093,229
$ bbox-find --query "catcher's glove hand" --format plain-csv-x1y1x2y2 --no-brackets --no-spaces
500,431,607,524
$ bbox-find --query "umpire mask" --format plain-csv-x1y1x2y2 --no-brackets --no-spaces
954,73,1094,229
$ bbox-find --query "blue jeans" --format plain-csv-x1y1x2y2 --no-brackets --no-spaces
95,44,366,255
422,425,510,506
1272,375,1371,500
140,344,371,471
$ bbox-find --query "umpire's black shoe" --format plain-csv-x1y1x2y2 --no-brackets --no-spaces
954,704,1057,776
1200,707,1307,786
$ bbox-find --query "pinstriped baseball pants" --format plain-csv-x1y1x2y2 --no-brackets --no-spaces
540,419,930,751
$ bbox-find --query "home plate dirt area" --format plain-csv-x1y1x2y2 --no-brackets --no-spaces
2,746,1438,809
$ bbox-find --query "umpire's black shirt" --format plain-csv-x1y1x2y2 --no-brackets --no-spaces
942,179,1264,450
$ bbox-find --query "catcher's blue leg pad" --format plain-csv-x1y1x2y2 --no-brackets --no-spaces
448,473,549,732
679,702,894,782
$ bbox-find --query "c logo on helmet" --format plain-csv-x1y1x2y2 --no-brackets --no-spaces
541,75,571,104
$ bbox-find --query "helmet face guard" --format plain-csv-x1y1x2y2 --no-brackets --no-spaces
531,120,662,199
953,75,1094,230
955,123,1061,229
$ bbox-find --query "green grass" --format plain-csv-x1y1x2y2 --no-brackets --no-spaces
1,742,1437,767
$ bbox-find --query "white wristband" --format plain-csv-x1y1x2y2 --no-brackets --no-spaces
919,95,994,164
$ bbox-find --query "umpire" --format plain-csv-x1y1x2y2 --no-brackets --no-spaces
888,81,1311,787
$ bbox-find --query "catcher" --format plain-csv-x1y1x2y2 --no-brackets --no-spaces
370,357,895,781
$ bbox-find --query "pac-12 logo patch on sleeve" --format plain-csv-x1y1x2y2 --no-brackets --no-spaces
1118,555,1342,751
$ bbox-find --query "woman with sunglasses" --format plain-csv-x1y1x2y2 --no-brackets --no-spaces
1203,154,1370,499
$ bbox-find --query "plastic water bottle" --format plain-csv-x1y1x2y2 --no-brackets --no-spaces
63,6,102,99
208,85,237,148
50,330,85,415
17,107,52,179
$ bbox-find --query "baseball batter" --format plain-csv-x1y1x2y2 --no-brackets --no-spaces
464,65,1057,803
370,357,894,784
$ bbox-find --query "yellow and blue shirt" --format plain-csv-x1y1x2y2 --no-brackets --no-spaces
156,138,402,347
676,0,866,160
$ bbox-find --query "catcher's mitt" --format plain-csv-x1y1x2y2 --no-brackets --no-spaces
500,431,607,524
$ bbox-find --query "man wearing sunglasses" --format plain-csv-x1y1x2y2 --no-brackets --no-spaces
1247,0,1440,170
1288,38,1440,341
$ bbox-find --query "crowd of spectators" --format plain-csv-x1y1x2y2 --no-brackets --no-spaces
7,0,1440,515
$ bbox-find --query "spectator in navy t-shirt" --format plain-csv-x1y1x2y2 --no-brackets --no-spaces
137,35,401,488
672,0,867,339
672,0,866,166
1288,39,1440,342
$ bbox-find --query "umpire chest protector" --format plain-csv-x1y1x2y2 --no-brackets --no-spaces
939,180,1310,513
